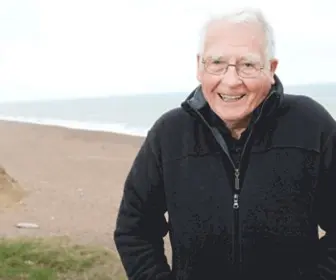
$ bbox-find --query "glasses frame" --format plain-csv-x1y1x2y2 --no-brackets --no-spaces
201,57,265,79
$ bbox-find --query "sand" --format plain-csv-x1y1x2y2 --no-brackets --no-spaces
0,165,26,209
0,120,144,249
0,119,325,255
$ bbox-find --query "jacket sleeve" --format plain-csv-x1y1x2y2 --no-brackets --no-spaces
113,129,171,280
316,130,336,280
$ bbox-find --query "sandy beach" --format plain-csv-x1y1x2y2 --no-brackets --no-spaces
0,119,325,260
0,120,145,250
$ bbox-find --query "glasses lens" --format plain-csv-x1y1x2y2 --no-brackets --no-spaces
205,61,228,75
203,59,262,78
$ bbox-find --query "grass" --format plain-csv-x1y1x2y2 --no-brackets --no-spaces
0,236,126,280
3,231,323,280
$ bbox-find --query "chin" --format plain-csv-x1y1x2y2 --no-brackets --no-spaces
218,112,251,123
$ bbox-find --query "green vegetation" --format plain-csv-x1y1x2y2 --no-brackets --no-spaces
0,236,126,280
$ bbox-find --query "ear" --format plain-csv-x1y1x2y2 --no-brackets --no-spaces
196,54,202,82
269,59,278,84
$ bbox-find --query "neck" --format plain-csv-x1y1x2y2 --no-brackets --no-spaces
225,116,251,139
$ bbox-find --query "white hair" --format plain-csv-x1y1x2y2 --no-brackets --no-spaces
198,7,276,61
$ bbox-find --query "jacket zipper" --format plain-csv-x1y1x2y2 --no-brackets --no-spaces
230,101,268,269
186,90,275,273
232,168,241,272
184,109,250,272
232,168,240,269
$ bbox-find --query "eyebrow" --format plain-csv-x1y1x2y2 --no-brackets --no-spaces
240,54,262,62
205,54,262,62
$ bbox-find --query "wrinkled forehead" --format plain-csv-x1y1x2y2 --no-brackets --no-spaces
204,53,262,63
202,21,266,61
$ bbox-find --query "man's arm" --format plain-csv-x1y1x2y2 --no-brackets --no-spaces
316,130,336,280
114,129,171,280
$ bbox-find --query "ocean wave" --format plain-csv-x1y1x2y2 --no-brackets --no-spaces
0,115,148,137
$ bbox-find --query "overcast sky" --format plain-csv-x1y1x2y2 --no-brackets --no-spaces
0,0,335,101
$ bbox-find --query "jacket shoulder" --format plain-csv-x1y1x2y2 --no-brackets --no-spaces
147,106,206,161
278,94,336,150
282,93,335,126
149,107,194,136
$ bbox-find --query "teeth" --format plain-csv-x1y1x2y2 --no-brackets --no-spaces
219,94,244,101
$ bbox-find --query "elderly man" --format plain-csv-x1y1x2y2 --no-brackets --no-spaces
114,7,336,280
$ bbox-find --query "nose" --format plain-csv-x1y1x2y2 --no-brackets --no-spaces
220,65,242,87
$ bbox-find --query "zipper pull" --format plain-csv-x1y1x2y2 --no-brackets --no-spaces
233,193,239,209
234,169,240,191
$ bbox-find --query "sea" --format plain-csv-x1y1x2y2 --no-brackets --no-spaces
0,83,335,137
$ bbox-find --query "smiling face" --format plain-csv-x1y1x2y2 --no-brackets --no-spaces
197,20,278,129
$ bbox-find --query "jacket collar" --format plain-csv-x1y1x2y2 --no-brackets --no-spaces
181,74,284,126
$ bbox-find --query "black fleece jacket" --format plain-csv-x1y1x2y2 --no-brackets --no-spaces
114,76,336,280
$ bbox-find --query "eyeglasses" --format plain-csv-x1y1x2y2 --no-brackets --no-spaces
201,57,264,78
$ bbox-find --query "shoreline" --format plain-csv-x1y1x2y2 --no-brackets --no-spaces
0,117,148,138
0,118,146,141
